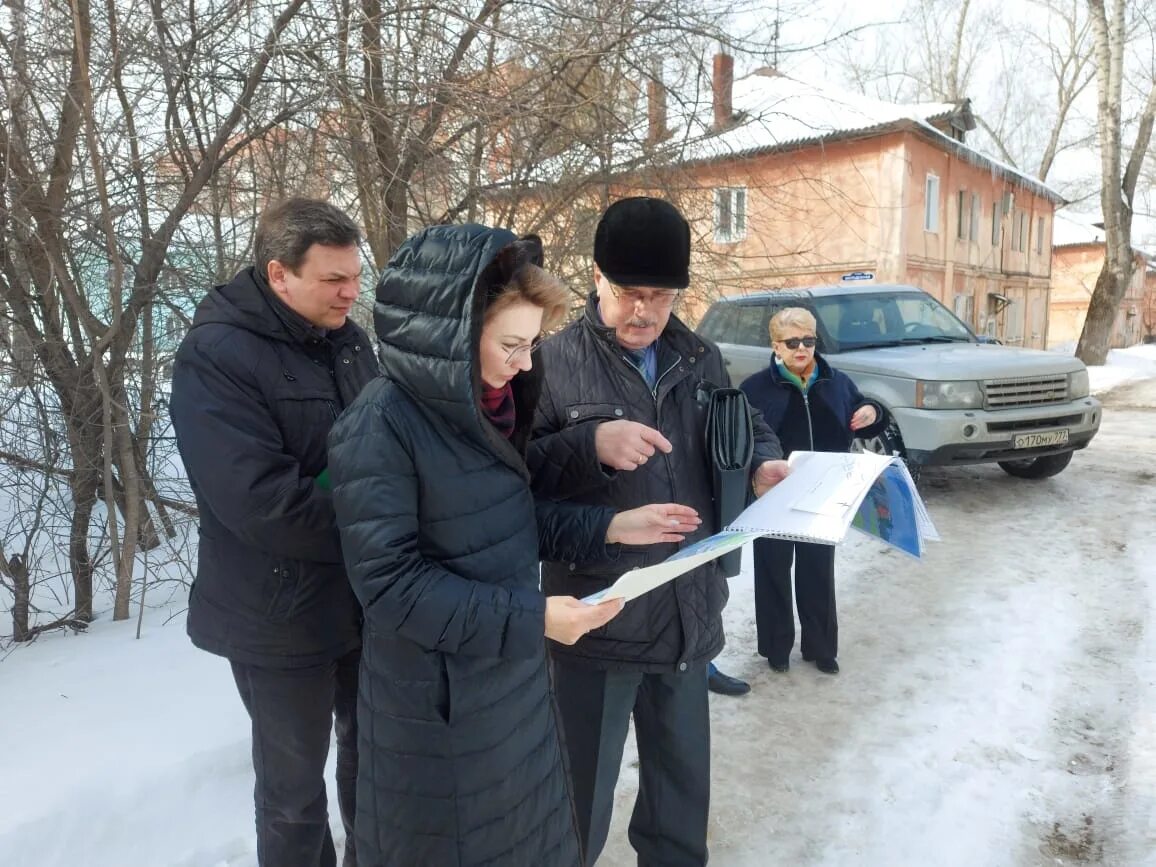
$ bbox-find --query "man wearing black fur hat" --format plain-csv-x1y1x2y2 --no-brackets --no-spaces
528,196,788,865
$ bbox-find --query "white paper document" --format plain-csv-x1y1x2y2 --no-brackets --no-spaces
582,531,762,604
582,451,938,605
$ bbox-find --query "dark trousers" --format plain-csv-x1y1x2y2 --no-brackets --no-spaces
553,659,710,867
753,538,838,663
230,648,360,867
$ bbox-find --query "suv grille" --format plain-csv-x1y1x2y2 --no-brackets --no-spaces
983,374,1069,408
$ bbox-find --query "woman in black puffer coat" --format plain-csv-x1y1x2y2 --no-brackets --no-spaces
327,224,699,867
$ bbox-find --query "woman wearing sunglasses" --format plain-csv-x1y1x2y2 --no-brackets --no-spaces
327,225,700,866
739,307,887,676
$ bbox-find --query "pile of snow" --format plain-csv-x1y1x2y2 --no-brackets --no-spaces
0,600,284,867
1088,344,1156,394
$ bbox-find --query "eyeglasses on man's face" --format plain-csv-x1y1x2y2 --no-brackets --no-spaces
503,339,541,366
780,336,817,350
605,281,681,310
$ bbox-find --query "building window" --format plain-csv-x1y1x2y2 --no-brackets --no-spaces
1012,209,1028,252
991,204,1002,245
958,191,981,241
953,293,975,326
713,187,747,243
1035,216,1046,254
924,174,940,232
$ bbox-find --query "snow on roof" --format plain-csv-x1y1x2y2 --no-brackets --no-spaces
1053,211,1156,261
670,71,1064,203
1052,211,1106,247
680,72,957,161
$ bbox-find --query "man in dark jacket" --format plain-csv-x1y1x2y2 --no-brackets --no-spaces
527,197,788,866
170,198,378,867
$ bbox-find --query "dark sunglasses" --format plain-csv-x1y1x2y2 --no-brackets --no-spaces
781,336,817,350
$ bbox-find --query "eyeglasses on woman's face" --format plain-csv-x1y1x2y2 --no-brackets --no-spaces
779,336,817,350
502,338,541,366
605,280,680,310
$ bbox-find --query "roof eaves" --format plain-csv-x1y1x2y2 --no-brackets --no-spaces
908,121,1067,205
676,115,1065,205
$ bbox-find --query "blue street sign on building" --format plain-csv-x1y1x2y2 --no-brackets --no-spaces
841,271,875,282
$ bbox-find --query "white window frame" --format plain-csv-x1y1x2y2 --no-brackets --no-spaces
713,187,747,243
924,174,940,233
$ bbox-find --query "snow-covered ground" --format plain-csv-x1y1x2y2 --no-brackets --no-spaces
1086,345,1156,396
1,358,1154,867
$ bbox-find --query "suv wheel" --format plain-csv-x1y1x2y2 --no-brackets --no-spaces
997,451,1074,479
851,420,921,483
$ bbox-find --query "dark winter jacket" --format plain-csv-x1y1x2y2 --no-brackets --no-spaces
527,295,783,672
328,225,613,867
740,353,887,457
170,267,377,668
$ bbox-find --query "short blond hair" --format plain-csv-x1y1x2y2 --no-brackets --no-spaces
769,307,817,342
484,263,572,332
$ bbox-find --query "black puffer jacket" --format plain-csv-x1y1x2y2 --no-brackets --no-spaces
170,267,377,668
328,225,614,867
740,354,888,457
527,294,783,672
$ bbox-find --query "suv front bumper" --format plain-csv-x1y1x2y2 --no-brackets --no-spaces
894,397,1102,466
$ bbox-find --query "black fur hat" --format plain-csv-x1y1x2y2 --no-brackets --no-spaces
593,197,690,290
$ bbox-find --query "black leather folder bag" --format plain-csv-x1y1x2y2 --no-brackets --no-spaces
704,386,755,578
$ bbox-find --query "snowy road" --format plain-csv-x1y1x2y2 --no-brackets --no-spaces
603,378,1156,867
1,379,1152,867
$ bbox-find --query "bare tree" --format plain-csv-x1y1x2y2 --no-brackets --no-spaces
828,0,1098,186
0,0,315,622
1075,0,1156,363
311,0,740,268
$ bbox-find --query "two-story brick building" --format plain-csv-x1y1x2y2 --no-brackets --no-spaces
639,56,1066,348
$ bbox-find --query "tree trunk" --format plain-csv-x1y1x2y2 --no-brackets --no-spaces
1075,261,1128,363
69,468,99,622
9,555,31,642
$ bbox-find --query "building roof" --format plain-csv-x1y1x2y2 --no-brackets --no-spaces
1052,211,1106,247
671,71,1065,204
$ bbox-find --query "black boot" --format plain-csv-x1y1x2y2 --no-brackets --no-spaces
815,658,839,675
768,657,789,673
708,665,751,696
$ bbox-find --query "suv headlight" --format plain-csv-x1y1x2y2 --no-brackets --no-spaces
916,380,984,409
1069,368,1090,399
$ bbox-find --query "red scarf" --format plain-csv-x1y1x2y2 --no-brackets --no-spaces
480,383,516,439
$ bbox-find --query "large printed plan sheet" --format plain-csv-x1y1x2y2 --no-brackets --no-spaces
582,450,938,604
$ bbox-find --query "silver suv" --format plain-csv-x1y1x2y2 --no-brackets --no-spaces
697,284,1102,479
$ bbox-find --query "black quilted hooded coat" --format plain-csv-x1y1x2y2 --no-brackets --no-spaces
328,224,615,867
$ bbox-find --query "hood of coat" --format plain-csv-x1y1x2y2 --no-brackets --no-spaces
374,223,537,456
191,265,345,346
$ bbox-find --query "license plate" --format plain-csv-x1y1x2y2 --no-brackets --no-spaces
1013,429,1069,449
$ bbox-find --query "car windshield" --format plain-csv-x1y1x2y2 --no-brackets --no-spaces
813,291,975,352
